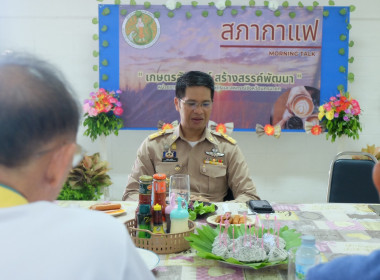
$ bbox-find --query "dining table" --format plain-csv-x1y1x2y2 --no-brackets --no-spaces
57,200,380,280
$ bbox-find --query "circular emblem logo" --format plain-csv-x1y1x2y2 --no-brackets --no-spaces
122,10,160,49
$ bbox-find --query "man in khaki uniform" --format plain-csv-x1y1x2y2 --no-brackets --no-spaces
123,71,259,202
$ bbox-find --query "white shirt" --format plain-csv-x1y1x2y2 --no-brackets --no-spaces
0,201,155,280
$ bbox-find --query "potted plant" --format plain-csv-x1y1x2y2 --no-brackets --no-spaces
57,153,112,200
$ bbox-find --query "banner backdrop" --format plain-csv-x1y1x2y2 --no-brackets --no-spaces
99,5,350,131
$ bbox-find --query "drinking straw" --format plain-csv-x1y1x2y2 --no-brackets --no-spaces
223,220,230,247
266,214,270,234
219,214,223,246
244,212,247,244
249,223,252,248
232,226,235,253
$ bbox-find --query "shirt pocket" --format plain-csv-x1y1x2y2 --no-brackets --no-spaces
200,164,227,194
156,162,185,177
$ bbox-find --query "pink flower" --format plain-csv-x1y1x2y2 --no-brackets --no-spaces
104,105,112,113
83,103,91,113
114,106,124,116
351,99,361,115
88,108,98,117
343,116,349,121
324,103,332,111
116,89,122,94
116,101,122,107
334,113,339,118
329,96,336,101
109,97,118,104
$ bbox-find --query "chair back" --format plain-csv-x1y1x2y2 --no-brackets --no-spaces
327,151,379,203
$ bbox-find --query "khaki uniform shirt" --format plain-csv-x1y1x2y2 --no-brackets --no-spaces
122,126,260,202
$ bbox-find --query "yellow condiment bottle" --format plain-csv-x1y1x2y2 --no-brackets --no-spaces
152,203,165,234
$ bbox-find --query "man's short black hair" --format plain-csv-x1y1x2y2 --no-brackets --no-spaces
0,52,80,167
175,71,214,101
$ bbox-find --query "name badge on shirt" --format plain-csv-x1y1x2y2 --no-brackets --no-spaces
162,149,178,162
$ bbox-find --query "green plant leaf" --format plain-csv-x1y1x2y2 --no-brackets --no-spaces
186,225,301,269
306,6,314,12
249,0,255,7
339,66,346,73
323,10,329,17
350,5,356,12
337,84,344,91
101,7,110,16
114,0,121,4
298,2,304,8
101,25,108,32
225,0,232,7
102,40,109,47
349,40,354,47
92,50,99,57
282,1,289,8
102,74,108,81
339,34,346,41
93,82,99,89
120,9,127,15
264,1,269,7
202,11,209,17
328,0,335,5
168,11,175,18
241,6,246,11
191,1,198,7
154,11,161,18
92,34,99,40
144,2,151,8
348,72,355,82
130,0,136,5
339,8,347,15
93,65,98,71
176,2,182,9
255,10,262,16
289,11,296,18
274,10,281,17
217,10,224,16
92,18,98,24
231,9,238,16
208,2,215,6
101,59,108,66
186,12,192,19
348,57,354,63
313,1,319,7
338,48,345,55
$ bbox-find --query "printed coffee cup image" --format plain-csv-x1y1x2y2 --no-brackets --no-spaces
287,86,314,119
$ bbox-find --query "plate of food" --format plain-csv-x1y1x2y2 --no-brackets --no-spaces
188,200,218,220
185,224,302,270
89,203,126,217
136,248,160,270
206,213,254,226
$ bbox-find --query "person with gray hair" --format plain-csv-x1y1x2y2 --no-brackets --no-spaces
0,52,154,280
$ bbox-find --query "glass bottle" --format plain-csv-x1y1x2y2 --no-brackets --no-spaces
137,204,151,238
152,173,167,220
152,203,165,234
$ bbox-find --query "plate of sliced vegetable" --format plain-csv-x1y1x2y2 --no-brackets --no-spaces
188,200,218,220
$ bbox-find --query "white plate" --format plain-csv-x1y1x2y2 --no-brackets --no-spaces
104,209,126,217
136,248,160,270
206,214,255,227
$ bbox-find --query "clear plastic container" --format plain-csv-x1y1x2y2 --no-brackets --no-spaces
295,235,320,280
170,197,189,234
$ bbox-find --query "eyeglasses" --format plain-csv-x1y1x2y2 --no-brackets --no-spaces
179,98,213,110
35,142,85,168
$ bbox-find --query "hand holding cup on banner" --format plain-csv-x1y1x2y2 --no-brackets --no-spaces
169,174,190,204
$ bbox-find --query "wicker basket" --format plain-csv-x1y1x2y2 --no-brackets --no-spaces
125,219,195,254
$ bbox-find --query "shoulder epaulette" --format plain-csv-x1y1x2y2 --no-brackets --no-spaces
210,131,236,145
148,129,174,140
